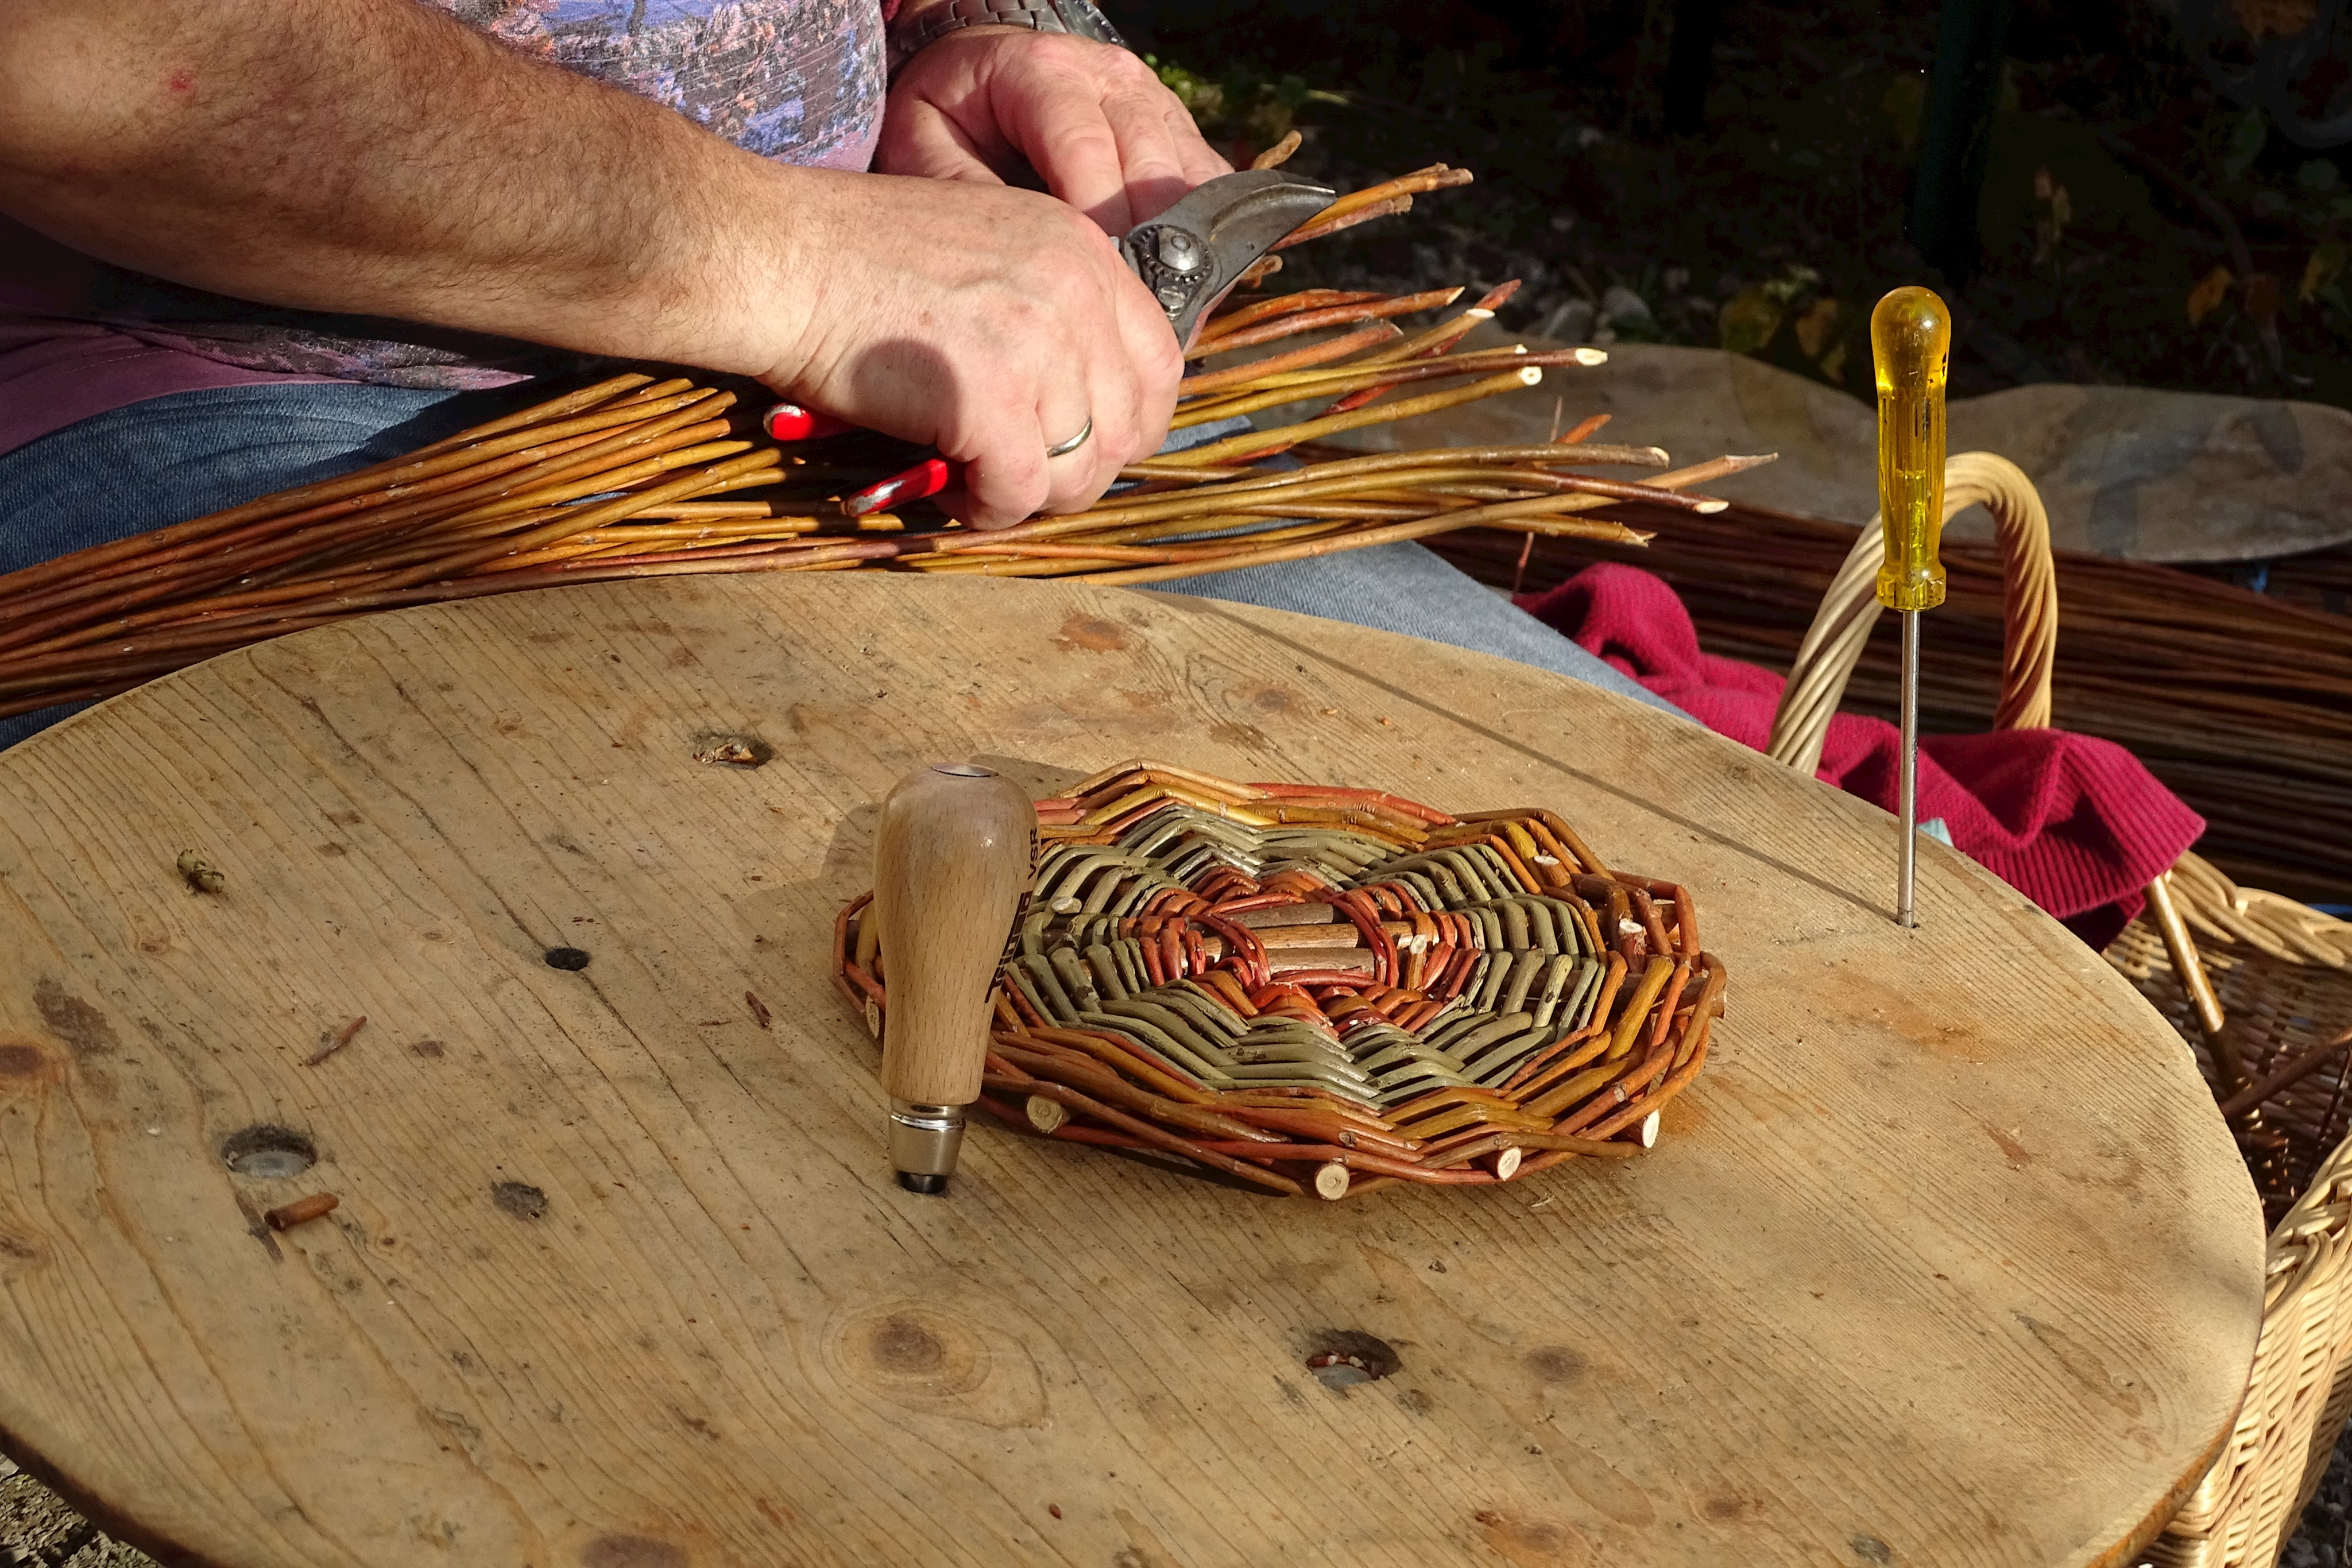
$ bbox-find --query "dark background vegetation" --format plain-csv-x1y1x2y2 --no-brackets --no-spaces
1122,0,2352,411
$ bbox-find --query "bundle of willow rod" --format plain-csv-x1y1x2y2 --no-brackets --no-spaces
0,162,1769,721
834,760,1726,1201
1430,500,2352,908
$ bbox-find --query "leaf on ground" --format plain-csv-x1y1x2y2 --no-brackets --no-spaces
1719,287,1783,355
2235,0,2317,38
2302,239,2348,301
2187,264,2235,326
2223,108,2270,179
1794,297,1842,359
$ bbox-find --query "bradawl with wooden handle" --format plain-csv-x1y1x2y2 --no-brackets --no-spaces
869,761,1036,1194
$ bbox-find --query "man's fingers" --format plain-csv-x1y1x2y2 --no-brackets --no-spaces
1035,380,1105,514
999,64,1134,233
873,101,1007,184
1109,249,1182,443
956,431,1054,529
1163,103,1232,187
1095,82,1194,224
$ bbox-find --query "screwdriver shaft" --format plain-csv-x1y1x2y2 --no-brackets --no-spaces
1898,609,1920,929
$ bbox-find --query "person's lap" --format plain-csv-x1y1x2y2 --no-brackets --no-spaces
0,381,1685,749
1152,545,1681,715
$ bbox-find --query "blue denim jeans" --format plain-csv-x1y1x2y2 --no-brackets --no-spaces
1155,545,1681,715
0,383,1682,748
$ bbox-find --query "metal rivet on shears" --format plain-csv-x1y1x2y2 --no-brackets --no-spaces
1156,228,1202,272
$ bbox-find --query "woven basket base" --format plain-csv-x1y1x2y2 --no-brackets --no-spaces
837,760,1725,1200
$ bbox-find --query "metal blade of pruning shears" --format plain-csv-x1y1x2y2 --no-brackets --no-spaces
1117,167,1338,352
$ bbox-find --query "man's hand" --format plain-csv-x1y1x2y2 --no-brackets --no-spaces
876,28,1231,236
768,171,1181,529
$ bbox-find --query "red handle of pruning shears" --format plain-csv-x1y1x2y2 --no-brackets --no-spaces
762,402,956,517
761,403,855,443
842,458,954,516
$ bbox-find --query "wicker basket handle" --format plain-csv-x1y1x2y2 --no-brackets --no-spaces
1764,452,2058,777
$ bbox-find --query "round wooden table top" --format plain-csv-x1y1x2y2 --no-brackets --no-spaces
0,574,2259,1568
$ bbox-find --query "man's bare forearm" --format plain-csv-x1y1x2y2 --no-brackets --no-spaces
0,0,814,375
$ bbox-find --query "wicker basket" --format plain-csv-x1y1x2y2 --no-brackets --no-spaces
1769,451,2352,1568
833,760,1727,1201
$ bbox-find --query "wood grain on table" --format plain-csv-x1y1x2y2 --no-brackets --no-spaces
0,575,2261,1568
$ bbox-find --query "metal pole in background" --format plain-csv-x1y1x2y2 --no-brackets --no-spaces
1909,0,2016,280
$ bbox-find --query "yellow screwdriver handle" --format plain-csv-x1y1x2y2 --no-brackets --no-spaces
1871,287,1951,614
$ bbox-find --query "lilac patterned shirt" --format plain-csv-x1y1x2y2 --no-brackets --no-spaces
0,0,886,455
438,0,884,170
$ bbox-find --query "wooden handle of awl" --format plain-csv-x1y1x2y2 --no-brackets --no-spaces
870,762,1035,1193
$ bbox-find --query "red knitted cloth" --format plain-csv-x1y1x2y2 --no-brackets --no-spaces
1519,563,2204,947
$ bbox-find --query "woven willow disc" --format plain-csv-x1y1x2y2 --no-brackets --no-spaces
837,760,1724,1199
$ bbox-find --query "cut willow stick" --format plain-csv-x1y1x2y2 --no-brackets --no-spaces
1275,166,1474,249
930,446,1676,553
1109,435,1662,489
1094,459,1679,520
366,458,787,582
1155,367,1546,467
623,501,796,521
1088,500,1439,535
258,437,764,589
1173,347,1607,428
547,518,826,543
1116,460,1255,482
1250,129,1303,170
0,373,664,601
1207,337,1586,397
926,463,1588,550
532,534,826,571
7,572,389,663
332,427,752,550
1199,289,1386,342
0,539,903,706
1189,288,1463,358
25,456,832,653
1272,195,1414,248
1346,281,1523,374
247,412,744,589
289,450,784,599
1176,322,1403,397
0,380,690,611
398,372,676,463
908,524,1363,578
1232,254,1282,289
0,680,144,722
1071,454,1768,587
1075,502,1649,587
0,390,729,651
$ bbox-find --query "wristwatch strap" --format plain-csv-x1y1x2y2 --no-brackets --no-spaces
887,0,1128,75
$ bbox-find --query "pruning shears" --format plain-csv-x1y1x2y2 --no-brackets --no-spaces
761,168,1338,517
